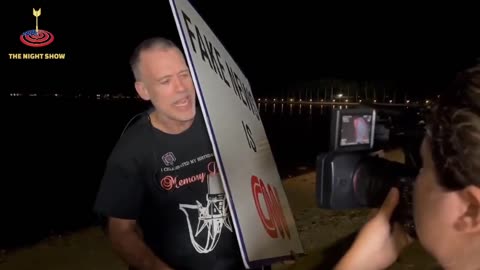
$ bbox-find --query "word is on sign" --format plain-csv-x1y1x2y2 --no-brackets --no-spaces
251,175,291,239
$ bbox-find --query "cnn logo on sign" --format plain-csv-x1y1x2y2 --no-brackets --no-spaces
251,175,291,239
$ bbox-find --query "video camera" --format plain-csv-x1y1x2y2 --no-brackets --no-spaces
316,106,423,238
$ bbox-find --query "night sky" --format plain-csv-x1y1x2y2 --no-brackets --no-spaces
3,1,479,97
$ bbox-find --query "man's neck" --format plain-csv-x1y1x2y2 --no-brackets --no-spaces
442,246,480,270
149,111,194,135
444,261,480,270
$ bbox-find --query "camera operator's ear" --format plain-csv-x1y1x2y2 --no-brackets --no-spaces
455,186,480,233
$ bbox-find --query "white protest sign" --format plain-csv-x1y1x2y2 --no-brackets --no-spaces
169,0,304,268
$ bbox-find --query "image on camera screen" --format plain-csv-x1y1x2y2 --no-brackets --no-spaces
340,114,372,146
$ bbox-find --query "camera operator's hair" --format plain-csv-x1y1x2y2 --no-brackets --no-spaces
129,37,182,81
427,63,480,190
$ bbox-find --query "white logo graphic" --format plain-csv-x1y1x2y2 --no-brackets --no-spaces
179,172,233,253
161,152,176,166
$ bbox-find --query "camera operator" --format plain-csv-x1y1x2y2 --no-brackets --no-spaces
335,64,480,270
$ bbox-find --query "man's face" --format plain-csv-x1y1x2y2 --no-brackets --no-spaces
413,136,466,262
135,47,196,123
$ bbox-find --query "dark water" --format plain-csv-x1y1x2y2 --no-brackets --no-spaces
258,102,332,173
2,97,418,250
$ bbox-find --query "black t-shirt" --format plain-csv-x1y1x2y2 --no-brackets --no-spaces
94,108,257,270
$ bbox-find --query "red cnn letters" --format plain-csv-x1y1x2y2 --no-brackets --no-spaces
251,175,290,239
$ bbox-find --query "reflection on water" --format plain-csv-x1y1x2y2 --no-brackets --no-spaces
258,102,349,116
257,102,417,114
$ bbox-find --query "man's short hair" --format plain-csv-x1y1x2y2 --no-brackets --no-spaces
129,37,181,81
427,63,480,189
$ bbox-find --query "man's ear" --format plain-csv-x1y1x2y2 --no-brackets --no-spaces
455,186,480,233
134,81,150,101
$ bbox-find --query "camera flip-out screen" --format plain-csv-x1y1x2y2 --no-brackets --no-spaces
340,114,373,146
330,108,376,151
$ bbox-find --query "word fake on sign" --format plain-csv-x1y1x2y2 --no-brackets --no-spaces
251,175,291,240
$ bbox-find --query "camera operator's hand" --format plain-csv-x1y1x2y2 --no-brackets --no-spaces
334,188,413,270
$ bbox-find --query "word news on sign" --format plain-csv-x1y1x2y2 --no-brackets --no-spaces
181,11,260,122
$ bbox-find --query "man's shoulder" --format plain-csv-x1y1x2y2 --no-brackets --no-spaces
108,111,152,163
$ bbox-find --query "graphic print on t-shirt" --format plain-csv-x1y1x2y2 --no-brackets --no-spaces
159,158,233,254
161,152,176,166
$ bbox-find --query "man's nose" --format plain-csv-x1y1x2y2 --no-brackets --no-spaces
172,76,188,92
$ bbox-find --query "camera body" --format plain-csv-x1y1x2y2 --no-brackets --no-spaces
316,107,421,238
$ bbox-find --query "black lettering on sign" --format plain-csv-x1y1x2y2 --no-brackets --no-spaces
226,62,242,98
242,83,261,121
242,121,257,152
205,36,219,76
182,10,232,89
195,25,211,67
234,72,248,106
215,48,230,87
227,62,261,121
182,11,196,53
181,9,260,121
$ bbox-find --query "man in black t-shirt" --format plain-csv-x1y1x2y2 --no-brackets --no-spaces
93,37,270,270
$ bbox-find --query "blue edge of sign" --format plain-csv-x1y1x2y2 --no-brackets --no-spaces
170,1,304,269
